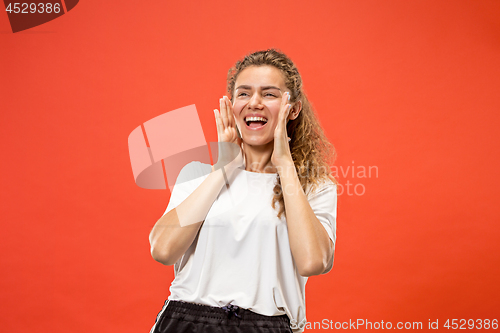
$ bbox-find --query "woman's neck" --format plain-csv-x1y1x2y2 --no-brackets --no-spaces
242,141,277,173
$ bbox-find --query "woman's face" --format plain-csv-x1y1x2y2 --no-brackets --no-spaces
232,65,290,146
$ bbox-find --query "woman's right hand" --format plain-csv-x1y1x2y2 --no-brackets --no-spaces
214,96,241,145
213,96,243,171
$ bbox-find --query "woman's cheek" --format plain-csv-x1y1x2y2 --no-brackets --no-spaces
233,103,245,117
263,101,281,114
232,105,244,129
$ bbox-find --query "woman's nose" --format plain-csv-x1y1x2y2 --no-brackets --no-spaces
248,93,263,109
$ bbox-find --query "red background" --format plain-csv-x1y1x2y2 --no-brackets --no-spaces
1,1,499,332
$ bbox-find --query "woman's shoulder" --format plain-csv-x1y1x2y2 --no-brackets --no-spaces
175,161,212,185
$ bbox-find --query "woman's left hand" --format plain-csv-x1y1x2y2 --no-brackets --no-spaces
271,92,294,171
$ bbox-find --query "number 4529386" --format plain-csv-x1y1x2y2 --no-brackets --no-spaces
6,3,61,14
443,319,498,330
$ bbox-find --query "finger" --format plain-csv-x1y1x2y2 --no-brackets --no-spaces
214,109,223,141
281,92,292,117
214,109,220,141
285,92,293,120
274,105,287,140
222,96,231,127
278,92,288,125
286,102,292,120
280,104,292,139
225,96,235,127
220,97,229,129
281,91,288,111
279,93,291,124
233,113,240,137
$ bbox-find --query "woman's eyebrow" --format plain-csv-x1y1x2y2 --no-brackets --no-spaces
262,86,281,91
236,85,282,91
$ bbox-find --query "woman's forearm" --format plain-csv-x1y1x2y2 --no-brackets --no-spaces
279,163,334,277
149,164,237,265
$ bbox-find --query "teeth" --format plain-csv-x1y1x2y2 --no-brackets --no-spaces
245,116,268,122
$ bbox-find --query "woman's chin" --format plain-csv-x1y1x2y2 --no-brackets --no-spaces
243,137,273,147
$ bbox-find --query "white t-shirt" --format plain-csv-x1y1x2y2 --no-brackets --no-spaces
162,161,337,333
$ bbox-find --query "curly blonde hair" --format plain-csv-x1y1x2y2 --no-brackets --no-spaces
227,49,338,219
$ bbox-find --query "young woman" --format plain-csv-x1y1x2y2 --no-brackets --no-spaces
148,49,338,333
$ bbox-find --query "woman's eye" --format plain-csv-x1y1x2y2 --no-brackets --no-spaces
238,92,248,97
265,93,277,97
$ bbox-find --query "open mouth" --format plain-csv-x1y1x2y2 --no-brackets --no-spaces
244,116,268,129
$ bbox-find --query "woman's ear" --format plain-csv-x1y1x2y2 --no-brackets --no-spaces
288,100,302,120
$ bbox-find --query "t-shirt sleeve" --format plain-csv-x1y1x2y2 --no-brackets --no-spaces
162,161,212,216
307,180,338,275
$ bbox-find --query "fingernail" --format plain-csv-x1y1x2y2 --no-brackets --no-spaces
287,93,290,101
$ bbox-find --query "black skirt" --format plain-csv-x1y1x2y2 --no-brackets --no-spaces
150,300,293,333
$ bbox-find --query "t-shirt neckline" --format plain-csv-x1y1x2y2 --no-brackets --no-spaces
238,166,278,176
